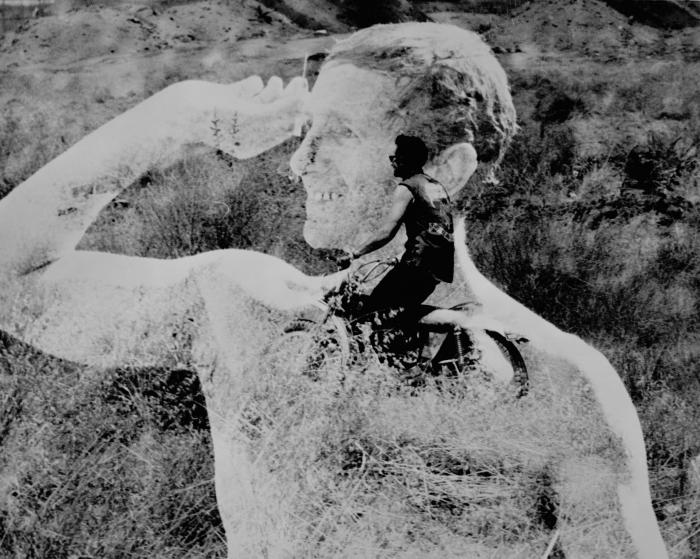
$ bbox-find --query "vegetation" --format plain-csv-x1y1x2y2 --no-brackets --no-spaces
460,63,700,557
1,2,699,557
0,340,224,558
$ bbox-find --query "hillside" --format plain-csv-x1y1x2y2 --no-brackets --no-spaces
0,0,699,557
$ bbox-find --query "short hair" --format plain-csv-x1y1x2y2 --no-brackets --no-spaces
325,22,517,178
395,134,429,167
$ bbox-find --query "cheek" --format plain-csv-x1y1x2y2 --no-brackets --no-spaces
335,141,394,193
300,133,397,248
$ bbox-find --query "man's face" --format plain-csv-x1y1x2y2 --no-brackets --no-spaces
389,149,413,179
290,64,405,248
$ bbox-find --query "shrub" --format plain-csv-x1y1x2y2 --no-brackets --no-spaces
0,339,224,559
338,0,429,28
0,110,68,197
622,132,698,194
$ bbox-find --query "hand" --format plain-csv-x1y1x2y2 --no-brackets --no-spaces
184,75,310,159
335,250,355,270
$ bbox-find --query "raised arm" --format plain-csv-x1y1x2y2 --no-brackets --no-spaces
0,76,309,279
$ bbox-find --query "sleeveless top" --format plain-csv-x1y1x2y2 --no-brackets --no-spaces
400,173,455,283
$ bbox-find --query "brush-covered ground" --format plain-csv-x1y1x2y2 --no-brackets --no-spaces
0,0,699,557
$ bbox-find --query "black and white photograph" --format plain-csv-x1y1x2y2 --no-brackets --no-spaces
0,0,698,557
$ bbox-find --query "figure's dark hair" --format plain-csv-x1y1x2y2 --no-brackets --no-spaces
395,135,429,167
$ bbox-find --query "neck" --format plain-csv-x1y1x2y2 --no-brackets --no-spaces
398,167,423,179
452,216,562,343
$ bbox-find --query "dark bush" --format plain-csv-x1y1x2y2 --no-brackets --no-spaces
533,79,585,137
623,133,698,194
103,367,209,432
338,0,429,28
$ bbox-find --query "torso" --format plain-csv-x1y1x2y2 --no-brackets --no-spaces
399,173,454,283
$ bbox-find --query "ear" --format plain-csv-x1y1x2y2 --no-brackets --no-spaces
424,143,478,197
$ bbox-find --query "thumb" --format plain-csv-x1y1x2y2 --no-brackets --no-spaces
283,77,311,137
320,269,350,292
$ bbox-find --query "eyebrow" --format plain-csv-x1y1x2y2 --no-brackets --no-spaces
326,112,366,138
343,106,387,132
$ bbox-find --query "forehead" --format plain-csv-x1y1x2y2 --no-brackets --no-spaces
309,63,400,126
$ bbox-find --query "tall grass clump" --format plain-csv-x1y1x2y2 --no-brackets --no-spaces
80,140,339,272
0,336,224,559
79,152,246,258
0,109,68,198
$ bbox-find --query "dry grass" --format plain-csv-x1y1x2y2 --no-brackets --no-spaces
0,5,699,556
0,340,225,558
205,331,637,557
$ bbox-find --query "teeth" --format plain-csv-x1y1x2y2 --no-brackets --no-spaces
310,191,342,202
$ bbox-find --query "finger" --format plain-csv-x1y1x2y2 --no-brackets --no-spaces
284,76,309,97
282,77,311,135
256,76,284,103
227,76,265,99
245,76,308,112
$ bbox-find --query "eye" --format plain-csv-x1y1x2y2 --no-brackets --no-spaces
327,119,359,140
335,125,356,138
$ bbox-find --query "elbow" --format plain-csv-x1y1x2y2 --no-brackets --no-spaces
378,229,395,244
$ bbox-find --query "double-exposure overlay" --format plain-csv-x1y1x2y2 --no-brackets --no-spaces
1,1,698,557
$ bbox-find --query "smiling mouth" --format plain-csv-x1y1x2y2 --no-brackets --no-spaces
307,191,344,202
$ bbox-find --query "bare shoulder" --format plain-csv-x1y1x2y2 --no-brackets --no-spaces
399,174,423,188
402,173,446,202
397,174,425,197
394,182,415,203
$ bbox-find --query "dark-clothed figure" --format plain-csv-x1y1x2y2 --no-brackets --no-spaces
346,135,454,324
